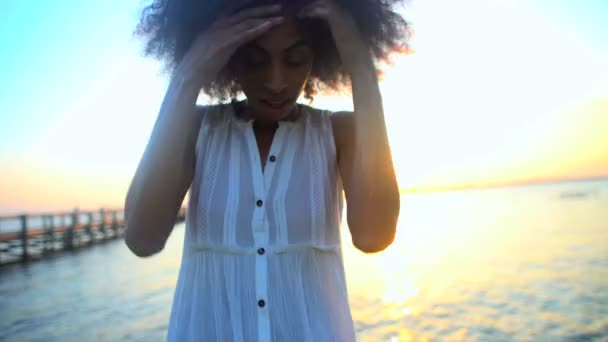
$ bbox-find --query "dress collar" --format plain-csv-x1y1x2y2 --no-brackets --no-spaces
229,100,305,128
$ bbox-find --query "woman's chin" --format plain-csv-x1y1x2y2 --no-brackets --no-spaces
252,100,297,122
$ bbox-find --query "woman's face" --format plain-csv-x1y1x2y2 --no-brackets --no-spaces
233,16,314,122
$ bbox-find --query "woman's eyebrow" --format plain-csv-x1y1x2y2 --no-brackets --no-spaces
242,43,269,54
284,40,310,52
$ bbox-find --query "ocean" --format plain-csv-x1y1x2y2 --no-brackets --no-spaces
1,179,607,341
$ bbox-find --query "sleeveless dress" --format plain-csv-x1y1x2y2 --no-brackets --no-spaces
166,102,356,341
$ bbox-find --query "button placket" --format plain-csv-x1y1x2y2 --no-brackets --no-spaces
253,219,264,232
245,122,289,342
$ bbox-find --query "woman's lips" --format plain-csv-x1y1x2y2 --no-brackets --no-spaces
261,99,288,109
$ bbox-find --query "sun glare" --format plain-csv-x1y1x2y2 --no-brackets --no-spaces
377,0,607,190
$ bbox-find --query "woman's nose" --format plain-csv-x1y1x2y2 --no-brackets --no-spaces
264,64,287,94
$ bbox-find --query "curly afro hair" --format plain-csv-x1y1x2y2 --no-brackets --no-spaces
135,0,410,101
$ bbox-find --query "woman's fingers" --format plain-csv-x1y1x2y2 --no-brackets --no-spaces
217,4,282,29
227,16,284,46
297,1,330,19
232,16,284,32
181,5,284,83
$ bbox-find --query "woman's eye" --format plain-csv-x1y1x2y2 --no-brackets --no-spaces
285,50,311,67
245,56,267,67
240,51,268,68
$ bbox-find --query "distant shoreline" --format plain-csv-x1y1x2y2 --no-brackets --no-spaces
400,175,608,194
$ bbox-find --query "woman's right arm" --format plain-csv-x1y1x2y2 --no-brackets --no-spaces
123,75,202,258
124,4,284,257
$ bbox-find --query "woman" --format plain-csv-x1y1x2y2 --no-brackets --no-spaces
125,0,408,340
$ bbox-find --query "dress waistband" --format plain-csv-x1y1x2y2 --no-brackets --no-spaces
187,242,340,256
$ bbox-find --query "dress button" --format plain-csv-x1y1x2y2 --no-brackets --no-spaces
257,248,265,255
258,299,266,308
269,155,276,162
256,200,263,207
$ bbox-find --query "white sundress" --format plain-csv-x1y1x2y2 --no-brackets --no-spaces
167,102,356,341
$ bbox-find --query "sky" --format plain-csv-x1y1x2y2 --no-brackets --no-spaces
0,0,607,214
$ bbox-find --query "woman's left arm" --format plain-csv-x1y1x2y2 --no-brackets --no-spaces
300,1,400,253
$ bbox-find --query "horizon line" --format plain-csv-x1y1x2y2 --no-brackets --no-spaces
400,175,608,193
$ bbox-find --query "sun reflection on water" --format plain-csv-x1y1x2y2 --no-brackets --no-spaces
381,273,419,305
340,182,608,340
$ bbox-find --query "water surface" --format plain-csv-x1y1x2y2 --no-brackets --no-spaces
2,180,607,341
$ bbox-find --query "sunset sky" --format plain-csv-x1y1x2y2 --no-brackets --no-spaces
1,0,607,215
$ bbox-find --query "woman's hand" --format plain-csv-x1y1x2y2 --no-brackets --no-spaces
297,0,359,44
297,0,369,69
174,4,284,87
297,0,346,23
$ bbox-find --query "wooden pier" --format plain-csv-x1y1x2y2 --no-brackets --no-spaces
0,208,186,266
